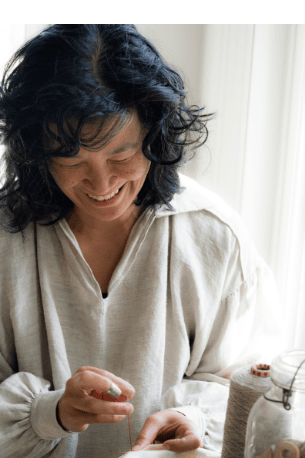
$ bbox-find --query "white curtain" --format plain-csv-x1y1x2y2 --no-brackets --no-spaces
1,25,305,350
195,25,305,351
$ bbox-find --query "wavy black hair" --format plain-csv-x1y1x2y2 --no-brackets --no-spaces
0,24,213,234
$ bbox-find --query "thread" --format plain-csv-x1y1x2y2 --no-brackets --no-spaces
92,390,133,452
221,364,271,458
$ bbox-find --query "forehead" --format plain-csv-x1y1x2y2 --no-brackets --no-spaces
80,115,132,147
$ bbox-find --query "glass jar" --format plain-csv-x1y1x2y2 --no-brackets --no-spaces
244,350,305,458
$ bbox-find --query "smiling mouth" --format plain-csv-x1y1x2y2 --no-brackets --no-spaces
87,186,123,201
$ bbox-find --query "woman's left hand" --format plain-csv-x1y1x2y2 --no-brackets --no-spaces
132,410,203,453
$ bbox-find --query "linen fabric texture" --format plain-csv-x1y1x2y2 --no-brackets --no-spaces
0,174,282,458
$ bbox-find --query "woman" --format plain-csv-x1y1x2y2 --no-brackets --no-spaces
0,25,281,458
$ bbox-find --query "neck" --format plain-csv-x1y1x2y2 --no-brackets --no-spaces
66,206,141,241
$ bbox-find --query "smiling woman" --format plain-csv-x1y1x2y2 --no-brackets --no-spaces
0,24,282,458
48,111,150,227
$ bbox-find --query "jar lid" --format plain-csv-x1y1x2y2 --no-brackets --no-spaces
271,349,305,392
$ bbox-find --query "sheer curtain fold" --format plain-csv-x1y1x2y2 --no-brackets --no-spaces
270,25,305,349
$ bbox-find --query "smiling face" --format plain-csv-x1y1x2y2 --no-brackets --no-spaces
48,111,151,229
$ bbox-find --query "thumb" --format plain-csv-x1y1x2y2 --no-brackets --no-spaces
132,422,159,451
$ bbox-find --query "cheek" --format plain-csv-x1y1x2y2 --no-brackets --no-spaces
49,164,81,189
120,157,150,180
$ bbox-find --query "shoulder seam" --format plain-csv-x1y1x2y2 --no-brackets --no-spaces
221,258,264,302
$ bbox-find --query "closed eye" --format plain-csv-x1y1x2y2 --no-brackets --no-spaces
61,162,83,168
111,157,131,163
110,150,139,163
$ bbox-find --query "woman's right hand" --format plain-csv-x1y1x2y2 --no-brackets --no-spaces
57,366,135,432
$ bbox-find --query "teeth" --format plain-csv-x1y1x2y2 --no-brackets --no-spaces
88,188,120,201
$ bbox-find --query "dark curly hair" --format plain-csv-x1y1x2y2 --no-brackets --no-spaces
0,24,213,234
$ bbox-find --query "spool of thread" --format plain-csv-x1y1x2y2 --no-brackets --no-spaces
221,364,271,458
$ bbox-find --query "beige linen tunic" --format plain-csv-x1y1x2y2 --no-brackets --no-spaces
0,174,282,458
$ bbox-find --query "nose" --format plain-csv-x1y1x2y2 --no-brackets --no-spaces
82,161,118,194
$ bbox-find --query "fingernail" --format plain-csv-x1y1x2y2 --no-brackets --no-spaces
132,445,141,451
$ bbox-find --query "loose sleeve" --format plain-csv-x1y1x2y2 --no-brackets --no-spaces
0,371,76,458
0,223,77,457
161,259,283,455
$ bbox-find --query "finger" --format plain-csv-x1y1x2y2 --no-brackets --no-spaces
69,369,127,399
66,410,127,428
76,366,135,391
75,367,135,399
68,371,114,397
132,417,160,451
70,395,134,416
163,434,202,453
91,390,128,403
